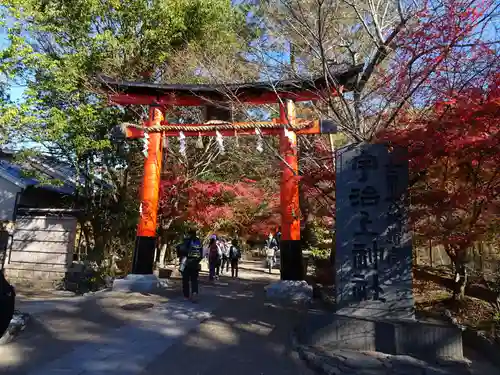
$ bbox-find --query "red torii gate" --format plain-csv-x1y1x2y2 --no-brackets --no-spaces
101,66,360,281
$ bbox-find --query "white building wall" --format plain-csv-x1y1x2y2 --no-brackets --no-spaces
0,177,22,221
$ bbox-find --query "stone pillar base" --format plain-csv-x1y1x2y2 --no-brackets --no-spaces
264,280,313,304
299,312,464,361
112,274,164,293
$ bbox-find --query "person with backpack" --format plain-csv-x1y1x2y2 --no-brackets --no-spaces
229,239,241,278
266,232,278,249
180,229,203,301
176,234,192,262
275,228,281,247
265,232,279,267
208,235,221,281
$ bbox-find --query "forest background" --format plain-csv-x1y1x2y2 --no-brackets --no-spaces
0,0,498,313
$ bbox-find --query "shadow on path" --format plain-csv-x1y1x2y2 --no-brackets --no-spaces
0,266,311,375
141,277,313,375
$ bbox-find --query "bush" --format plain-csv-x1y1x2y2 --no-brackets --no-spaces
310,246,330,260
57,262,110,294
309,246,334,285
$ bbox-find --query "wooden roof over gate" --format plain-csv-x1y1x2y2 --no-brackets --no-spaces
99,64,363,106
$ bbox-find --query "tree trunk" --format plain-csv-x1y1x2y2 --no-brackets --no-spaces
453,260,467,300
81,221,93,258
429,239,433,267
159,243,168,267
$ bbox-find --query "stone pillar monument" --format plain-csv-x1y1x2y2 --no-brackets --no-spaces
335,143,414,319
312,142,464,359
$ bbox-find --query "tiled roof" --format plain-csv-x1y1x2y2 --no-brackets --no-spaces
0,158,76,195
0,149,112,196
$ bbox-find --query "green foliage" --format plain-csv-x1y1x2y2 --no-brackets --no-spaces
494,310,500,322
0,0,255,268
1,0,252,150
57,263,109,294
2,0,247,78
310,246,330,260
303,218,333,260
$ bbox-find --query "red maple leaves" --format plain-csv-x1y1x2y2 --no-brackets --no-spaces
374,0,496,129
379,73,500,256
159,176,279,236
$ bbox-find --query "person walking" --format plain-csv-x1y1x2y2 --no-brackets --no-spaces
229,239,241,278
180,229,203,301
214,237,224,278
208,236,221,281
275,227,281,247
266,232,278,249
220,238,230,274
176,234,190,265
265,232,278,267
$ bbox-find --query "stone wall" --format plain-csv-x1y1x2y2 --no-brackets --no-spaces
4,215,77,285
299,310,464,362
5,264,67,286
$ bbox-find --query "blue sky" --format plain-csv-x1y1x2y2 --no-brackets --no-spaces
7,85,24,102
1,7,26,102
1,30,26,103
1,6,496,104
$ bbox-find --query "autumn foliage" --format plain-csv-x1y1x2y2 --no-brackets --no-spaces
159,174,279,238
299,137,336,229
157,0,499,293
379,71,500,296
373,0,497,128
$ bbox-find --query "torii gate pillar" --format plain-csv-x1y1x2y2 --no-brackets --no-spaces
279,100,303,280
132,105,164,275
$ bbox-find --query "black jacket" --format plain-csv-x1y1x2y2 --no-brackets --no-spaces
182,237,203,268
0,272,15,338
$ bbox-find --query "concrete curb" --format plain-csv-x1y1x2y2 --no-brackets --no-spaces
291,328,337,375
462,329,500,367
442,309,500,369
82,286,112,297
289,298,340,375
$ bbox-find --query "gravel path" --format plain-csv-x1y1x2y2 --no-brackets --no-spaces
140,277,313,375
2,262,498,375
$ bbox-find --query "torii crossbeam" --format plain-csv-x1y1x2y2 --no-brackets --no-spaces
101,65,361,282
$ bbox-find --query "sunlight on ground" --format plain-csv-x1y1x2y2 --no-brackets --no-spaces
184,334,220,350
198,321,239,345
233,320,274,336
2,263,280,372
0,344,25,369
42,318,120,342
16,300,82,315
157,326,187,337
266,341,288,357
218,291,254,300
182,320,240,351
